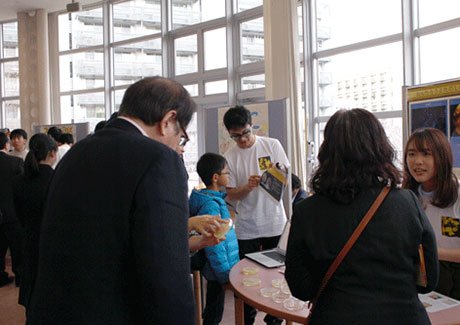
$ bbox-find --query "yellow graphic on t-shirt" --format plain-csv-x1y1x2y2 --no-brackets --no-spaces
441,216,460,237
258,156,271,171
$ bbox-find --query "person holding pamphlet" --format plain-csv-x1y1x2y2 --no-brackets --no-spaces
285,109,438,324
403,127,460,300
223,105,289,325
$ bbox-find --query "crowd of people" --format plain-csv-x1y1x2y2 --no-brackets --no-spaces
0,76,458,324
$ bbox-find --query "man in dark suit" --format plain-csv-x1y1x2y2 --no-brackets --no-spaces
28,77,197,324
0,132,24,287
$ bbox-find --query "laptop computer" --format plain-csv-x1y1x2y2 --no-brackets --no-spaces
245,220,291,268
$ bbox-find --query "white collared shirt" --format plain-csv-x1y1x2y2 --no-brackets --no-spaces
118,116,149,137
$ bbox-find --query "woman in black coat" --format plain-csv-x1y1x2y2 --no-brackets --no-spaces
285,109,438,324
13,133,57,313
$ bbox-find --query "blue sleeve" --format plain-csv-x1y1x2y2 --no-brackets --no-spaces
198,201,232,284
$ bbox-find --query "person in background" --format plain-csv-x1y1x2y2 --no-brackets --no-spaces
403,127,460,300
452,104,460,137
56,133,73,165
223,105,289,325
285,109,438,324
46,127,62,143
189,153,239,325
0,132,24,288
9,128,29,161
291,173,308,208
12,133,57,315
28,77,197,324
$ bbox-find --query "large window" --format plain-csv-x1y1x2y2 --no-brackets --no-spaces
53,0,264,190
0,21,20,129
301,0,460,180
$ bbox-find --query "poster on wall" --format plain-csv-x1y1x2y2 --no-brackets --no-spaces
410,100,448,136
449,97,460,169
33,122,90,143
217,103,269,155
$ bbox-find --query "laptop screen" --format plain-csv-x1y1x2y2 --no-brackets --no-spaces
277,220,291,254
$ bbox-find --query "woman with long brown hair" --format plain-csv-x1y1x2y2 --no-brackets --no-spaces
285,109,438,324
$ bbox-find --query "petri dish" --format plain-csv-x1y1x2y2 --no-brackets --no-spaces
283,297,305,311
260,287,280,298
242,277,261,287
281,284,291,294
271,278,287,288
272,292,290,303
214,218,233,238
242,267,259,275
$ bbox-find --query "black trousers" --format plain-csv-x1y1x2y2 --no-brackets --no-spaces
202,280,226,325
238,236,282,325
0,221,23,284
437,260,460,300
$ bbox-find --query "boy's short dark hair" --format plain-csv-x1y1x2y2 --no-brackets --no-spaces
0,132,9,149
291,173,302,191
47,127,63,142
223,105,252,131
59,133,74,145
197,153,227,186
10,128,28,140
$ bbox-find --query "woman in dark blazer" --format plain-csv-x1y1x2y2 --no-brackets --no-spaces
285,109,438,324
13,133,57,312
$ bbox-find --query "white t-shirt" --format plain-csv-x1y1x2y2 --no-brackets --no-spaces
52,144,71,169
419,186,460,251
224,136,290,240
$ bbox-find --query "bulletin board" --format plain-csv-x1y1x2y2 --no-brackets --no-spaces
404,78,460,177
33,122,90,143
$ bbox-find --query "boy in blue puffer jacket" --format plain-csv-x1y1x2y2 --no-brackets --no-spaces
189,153,240,325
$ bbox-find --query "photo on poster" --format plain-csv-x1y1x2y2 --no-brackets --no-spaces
449,97,460,169
410,100,448,136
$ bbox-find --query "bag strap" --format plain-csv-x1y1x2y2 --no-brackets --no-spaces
310,186,391,309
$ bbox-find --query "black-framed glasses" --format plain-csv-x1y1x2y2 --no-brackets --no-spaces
177,122,189,147
229,127,252,141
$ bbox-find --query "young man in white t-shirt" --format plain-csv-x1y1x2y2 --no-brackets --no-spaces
223,105,289,325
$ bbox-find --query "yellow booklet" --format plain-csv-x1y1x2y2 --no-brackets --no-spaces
416,244,427,287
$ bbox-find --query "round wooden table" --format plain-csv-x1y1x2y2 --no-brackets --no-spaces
229,258,310,325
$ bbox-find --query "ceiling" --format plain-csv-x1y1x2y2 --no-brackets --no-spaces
0,0,99,21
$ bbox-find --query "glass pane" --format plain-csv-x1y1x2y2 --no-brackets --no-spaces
175,34,198,75
3,61,20,97
204,28,227,71
316,0,401,51
237,0,262,12
114,89,126,113
113,0,161,42
59,8,103,51
113,38,162,86
172,0,225,30
380,117,403,167
60,51,104,92
418,0,460,28
60,92,105,130
240,17,264,64
183,113,199,194
205,80,227,95
184,84,198,97
318,42,403,117
241,74,265,90
5,100,20,130
3,22,18,58
419,28,460,84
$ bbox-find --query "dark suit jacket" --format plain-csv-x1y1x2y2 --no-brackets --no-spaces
0,151,24,224
28,118,195,324
285,187,438,325
13,164,54,308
